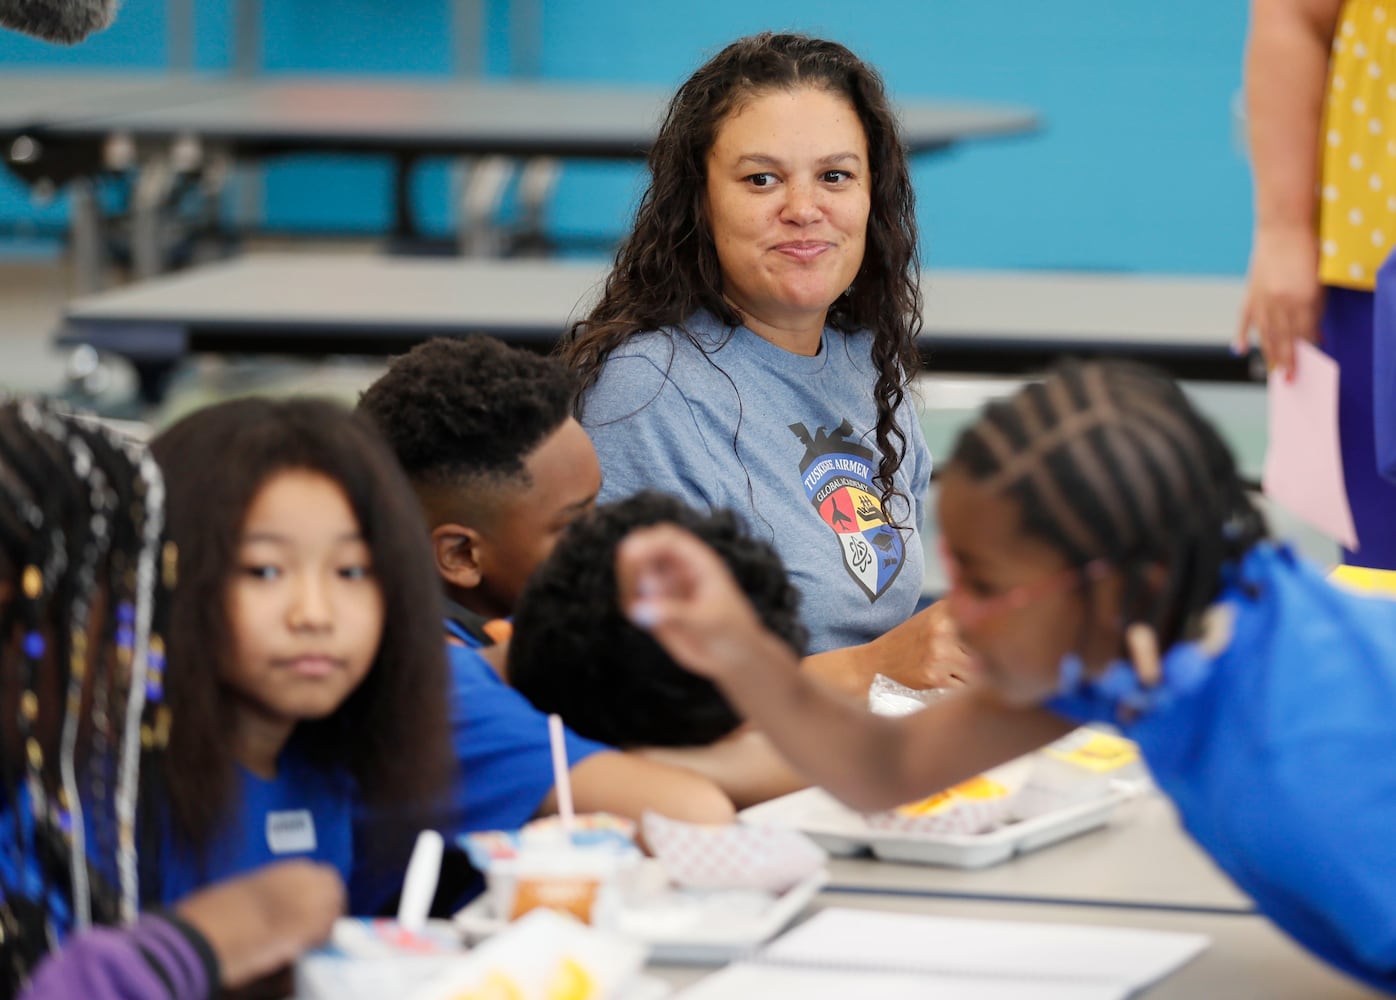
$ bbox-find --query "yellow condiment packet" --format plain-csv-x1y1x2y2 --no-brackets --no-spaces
1044,732,1139,773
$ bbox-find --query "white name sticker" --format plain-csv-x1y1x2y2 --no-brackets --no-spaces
266,809,317,855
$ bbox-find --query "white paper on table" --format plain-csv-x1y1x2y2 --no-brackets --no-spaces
677,907,1208,1000
677,963,1123,1000
1263,339,1359,550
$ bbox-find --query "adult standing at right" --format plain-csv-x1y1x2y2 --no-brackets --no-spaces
1239,0,1396,568
564,33,966,694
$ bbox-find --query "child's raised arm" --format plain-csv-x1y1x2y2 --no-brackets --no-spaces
617,525,1071,812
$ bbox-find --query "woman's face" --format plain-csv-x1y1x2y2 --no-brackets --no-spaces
935,465,1126,706
704,85,870,336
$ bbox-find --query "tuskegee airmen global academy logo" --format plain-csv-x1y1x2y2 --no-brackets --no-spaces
791,419,905,602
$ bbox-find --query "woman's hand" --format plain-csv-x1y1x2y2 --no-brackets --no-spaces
175,859,345,990
1238,223,1324,378
874,600,977,692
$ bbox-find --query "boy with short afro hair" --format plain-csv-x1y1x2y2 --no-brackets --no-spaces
353,336,734,914
358,334,596,627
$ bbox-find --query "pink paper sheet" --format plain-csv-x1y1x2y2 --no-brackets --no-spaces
1263,340,1359,551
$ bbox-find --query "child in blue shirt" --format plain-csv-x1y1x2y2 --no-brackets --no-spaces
617,359,1396,993
149,398,454,907
0,400,345,1000
353,337,735,914
510,491,806,759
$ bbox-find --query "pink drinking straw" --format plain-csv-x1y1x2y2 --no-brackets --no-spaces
548,714,576,839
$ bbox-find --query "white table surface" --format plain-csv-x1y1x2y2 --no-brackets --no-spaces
823,793,1254,914
653,893,1384,999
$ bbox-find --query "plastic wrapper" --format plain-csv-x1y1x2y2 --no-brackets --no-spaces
867,673,945,716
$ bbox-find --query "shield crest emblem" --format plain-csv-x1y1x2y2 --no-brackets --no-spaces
791,420,905,602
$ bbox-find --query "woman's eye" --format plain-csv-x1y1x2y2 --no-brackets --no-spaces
745,172,778,188
822,169,853,184
241,565,281,581
338,565,373,581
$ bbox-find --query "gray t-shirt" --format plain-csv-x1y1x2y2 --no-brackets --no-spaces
581,310,931,654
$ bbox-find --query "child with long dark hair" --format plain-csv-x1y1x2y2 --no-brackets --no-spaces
618,359,1396,993
149,398,453,905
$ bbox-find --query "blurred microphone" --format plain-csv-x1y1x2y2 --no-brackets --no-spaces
0,0,120,44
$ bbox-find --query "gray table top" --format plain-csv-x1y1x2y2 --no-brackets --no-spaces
825,793,1253,914
0,73,247,132
651,893,1382,998
59,254,1245,361
62,254,609,342
2,73,1038,158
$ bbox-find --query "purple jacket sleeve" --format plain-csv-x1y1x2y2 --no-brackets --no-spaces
21,913,218,1000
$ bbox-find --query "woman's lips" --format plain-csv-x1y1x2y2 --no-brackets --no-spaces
772,241,833,262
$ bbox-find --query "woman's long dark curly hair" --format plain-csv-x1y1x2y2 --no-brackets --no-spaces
562,32,923,518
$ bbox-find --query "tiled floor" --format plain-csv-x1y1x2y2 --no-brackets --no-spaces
0,251,1338,585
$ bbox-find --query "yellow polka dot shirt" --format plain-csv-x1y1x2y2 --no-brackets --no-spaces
1320,0,1396,290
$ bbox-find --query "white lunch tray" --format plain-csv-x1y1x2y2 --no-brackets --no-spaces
740,785,1131,870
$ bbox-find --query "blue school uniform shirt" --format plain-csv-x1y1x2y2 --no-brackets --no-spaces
347,618,611,914
1047,543,1396,992
155,746,355,905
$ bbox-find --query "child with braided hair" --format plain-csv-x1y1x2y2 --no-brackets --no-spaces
0,399,343,1000
617,359,1396,993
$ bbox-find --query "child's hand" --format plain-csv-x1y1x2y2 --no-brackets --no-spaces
175,859,346,989
617,524,782,681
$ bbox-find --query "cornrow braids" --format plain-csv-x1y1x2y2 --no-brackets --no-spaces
0,399,169,999
949,360,1268,647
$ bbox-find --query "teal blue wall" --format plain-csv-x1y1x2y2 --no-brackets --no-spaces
0,1,1253,273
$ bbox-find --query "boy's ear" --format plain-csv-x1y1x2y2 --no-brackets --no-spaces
431,523,486,591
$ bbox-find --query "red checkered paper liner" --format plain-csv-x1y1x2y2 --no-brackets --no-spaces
642,811,826,893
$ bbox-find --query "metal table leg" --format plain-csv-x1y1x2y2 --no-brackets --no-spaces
457,155,517,257
131,155,176,279
68,177,104,293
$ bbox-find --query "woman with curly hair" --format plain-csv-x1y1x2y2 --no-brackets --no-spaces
564,32,962,692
